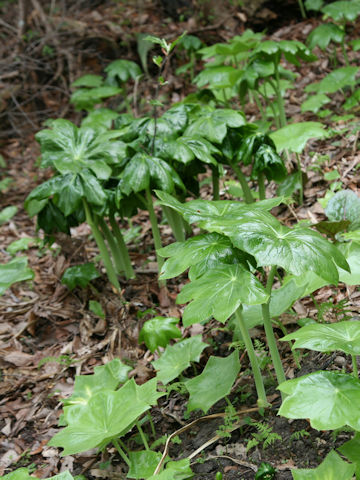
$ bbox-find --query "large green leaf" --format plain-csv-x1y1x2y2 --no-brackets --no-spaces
338,241,360,285
338,433,360,480
306,67,359,94
185,109,246,143
104,59,142,84
185,352,240,413
158,233,244,280
307,23,344,50
152,336,208,385
322,0,360,22
177,264,269,326
194,66,242,89
281,321,360,355
127,450,162,479
291,450,355,480
49,379,153,455
70,86,122,111
325,190,360,231
253,145,287,182
139,316,182,353
270,122,328,153
0,257,34,295
278,371,360,430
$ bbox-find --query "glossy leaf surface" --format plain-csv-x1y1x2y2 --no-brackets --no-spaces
127,450,162,479
338,433,360,480
185,109,245,143
0,257,34,295
177,264,268,325
281,321,360,355
322,0,360,22
139,316,182,353
325,190,360,231
278,371,360,430
291,450,355,480
185,352,240,413
152,336,208,384
270,122,328,153
61,263,100,290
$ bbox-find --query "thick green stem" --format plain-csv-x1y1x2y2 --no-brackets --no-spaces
295,153,304,205
162,205,185,242
145,188,164,284
147,412,156,439
298,0,306,18
253,91,267,124
262,266,286,393
273,66,287,128
136,421,150,450
83,200,120,292
352,355,358,378
98,216,125,275
258,172,266,200
231,163,254,204
235,306,269,408
212,164,220,201
113,438,130,466
109,212,135,279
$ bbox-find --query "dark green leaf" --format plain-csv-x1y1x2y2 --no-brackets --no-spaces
61,263,100,290
253,145,287,182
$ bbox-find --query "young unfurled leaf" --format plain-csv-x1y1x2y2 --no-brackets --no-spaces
291,450,355,480
158,232,246,280
49,379,154,455
305,67,359,95
253,145,287,182
127,450,162,479
185,352,240,413
177,264,269,326
307,23,344,50
61,263,100,290
278,371,360,430
281,321,360,355
152,336,208,384
270,122,328,154
322,0,360,22
104,59,142,85
139,316,182,352
325,189,360,231
0,257,34,295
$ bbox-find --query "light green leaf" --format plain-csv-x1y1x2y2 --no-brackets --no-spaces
185,352,240,413
61,263,100,290
139,316,182,352
301,93,331,113
81,108,118,131
0,257,34,295
50,379,153,455
307,23,344,50
322,0,360,22
281,321,360,355
325,190,360,230
105,59,141,85
270,122,328,153
89,300,105,319
6,238,34,255
177,264,269,326
338,241,360,285
194,66,242,89
70,86,122,111
0,206,17,225
127,450,162,479
152,336,208,385
0,469,75,480
343,88,360,110
71,74,103,88
185,109,245,143
291,450,355,479
306,66,359,94
338,433,360,480
278,371,360,430
305,0,324,11
147,459,193,479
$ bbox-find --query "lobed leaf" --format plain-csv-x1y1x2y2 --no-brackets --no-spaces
291,450,355,479
139,316,182,352
270,122,328,153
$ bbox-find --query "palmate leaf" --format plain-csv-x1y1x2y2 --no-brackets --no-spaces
156,136,220,166
185,352,240,413
61,263,100,290
152,336,208,385
307,23,344,51
305,66,359,94
253,145,287,182
49,379,155,455
0,257,34,295
193,66,242,89
104,59,142,84
269,122,328,153
322,0,360,22
291,450,355,480
185,109,246,143
139,316,182,353
177,264,268,326
158,232,247,280
281,321,360,355
325,189,360,231
278,371,360,430
201,211,349,284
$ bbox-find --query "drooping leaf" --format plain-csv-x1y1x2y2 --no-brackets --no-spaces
139,316,182,353
307,23,344,50
61,263,100,290
322,0,360,22
301,93,331,113
278,371,360,430
127,450,162,479
0,257,34,295
291,450,355,480
104,59,142,85
281,321,360,355
270,122,328,153
152,336,208,385
177,264,269,326
253,145,287,182
185,352,240,413
0,206,17,225
305,67,359,94
325,190,360,231
49,379,153,455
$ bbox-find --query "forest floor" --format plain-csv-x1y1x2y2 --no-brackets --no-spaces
1,1,360,479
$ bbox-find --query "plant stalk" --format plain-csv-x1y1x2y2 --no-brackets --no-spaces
298,0,306,18
113,438,130,466
162,205,185,242
82,200,121,292
273,64,287,128
295,153,304,205
234,306,269,408
352,355,358,378
136,421,150,450
109,212,135,279
98,216,125,275
258,172,266,200
230,163,254,204
212,164,220,201
145,187,165,285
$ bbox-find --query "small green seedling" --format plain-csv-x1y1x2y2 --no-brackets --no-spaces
0,257,34,295
61,263,100,290
139,316,182,353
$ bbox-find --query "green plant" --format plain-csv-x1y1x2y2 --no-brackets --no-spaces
0,257,34,295
61,263,100,290
245,418,282,451
139,316,182,353
291,449,355,479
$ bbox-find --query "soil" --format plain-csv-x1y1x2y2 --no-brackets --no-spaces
1,1,360,479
